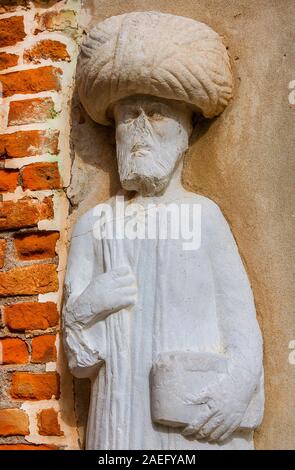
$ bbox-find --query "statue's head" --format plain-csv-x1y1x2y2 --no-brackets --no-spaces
77,11,233,196
112,95,193,195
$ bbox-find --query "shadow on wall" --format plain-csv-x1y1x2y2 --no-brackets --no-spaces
67,86,120,219
73,376,91,449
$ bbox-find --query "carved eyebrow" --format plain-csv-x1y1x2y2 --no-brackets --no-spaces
150,102,169,110
119,104,140,113
148,103,175,116
117,101,172,116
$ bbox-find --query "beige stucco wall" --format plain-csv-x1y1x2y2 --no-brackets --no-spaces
72,0,295,449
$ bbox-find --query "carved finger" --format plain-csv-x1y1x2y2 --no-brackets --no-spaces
196,414,223,440
120,286,137,296
182,409,215,437
114,266,130,276
217,419,241,442
122,295,137,307
207,419,237,442
118,274,136,286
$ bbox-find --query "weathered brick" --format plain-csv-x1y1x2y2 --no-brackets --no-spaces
0,16,26,47
35,10,77,33
0,52,19,71
4,301,59,331
0,239,6,268
32,334,57,363
24,39,70,64
0,197,53,231
14,231,59,260
0,130,59,159
0,409,29,436
0,263,58,297
11,372,60,400
8,97,56,126
0,66,62,98
0,444,57,450
0,338,28,364
37,408,63,436
0,169,19,192
22,162,61,190
37,196,54,220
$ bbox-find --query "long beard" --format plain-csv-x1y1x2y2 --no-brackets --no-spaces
116,125,182,196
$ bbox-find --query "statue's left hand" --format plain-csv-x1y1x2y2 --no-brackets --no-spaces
182,374,253,442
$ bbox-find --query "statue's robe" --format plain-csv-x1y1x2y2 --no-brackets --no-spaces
63,192,262,450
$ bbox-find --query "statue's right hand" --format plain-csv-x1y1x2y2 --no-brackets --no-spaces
97,265,137,315
72,265,137,325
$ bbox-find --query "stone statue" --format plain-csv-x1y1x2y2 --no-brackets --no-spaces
63,11,264,450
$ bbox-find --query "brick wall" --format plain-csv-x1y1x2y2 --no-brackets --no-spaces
0,0,81,450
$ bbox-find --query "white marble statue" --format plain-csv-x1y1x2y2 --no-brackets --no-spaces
63,12,264,450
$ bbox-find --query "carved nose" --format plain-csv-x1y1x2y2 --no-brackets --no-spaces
133,110,152,138
134,109,148,124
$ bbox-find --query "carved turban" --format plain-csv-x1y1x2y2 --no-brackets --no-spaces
77,11,233,126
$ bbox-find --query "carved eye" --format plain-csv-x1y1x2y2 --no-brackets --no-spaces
124,118,134,124
146,110,162,120
132,110,142,118
124,110,141,123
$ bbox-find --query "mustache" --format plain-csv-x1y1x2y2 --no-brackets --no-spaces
130,142,152,153
116,127,158,178
117,140,172,179
129,131,156,154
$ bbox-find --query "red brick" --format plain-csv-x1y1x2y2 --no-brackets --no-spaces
37,196,54,220
0,16,26,47
0,52,18,71
0,130,59,159
0,263,58,297
0,239,6,268
4,301,59,331
0,338,28,364
0,66,62,98
0,444,57,450
35,10,77,33
22,162,61,190
11,372,60,400
24,39,70,64
0,169,19,192
37,408,63,436
32,335,57,363
14,231,59,260
8,97,56,126
0,197,53,230
0,409,29,436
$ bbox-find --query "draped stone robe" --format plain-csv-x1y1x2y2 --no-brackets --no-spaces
63,191,263,450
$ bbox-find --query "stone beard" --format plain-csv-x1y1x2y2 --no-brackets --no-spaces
63,12,264,450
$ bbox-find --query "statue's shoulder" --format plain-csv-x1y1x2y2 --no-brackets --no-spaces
186,193,222,216
72,196,118,237
71,207,96,239
186,192,227,233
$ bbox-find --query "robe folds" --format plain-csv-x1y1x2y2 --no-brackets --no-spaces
63,192,263,450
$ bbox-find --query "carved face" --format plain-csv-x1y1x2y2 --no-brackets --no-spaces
113,96,193,196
